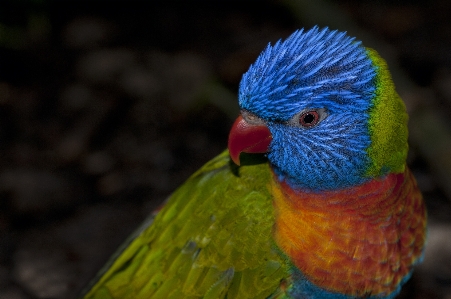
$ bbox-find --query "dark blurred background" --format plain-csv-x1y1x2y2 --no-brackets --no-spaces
0,0,450,298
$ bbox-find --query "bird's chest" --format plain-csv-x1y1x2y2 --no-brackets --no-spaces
270,170,426,297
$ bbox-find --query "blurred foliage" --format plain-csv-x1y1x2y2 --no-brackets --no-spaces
0,0,50,49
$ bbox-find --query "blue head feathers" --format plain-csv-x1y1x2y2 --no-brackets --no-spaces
239,26,375,121
238,26,379,191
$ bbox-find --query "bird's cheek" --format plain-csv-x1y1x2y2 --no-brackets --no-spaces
228,115,272,165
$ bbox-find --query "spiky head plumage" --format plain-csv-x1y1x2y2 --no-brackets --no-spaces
238,26,408,191
239,27,375,121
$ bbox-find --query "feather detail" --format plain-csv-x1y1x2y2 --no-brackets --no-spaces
82,151,290,299
239,26,375,122
271,168,427,297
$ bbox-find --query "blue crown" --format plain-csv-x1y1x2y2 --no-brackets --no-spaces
239,26,376,121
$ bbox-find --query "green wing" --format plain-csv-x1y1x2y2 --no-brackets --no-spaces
82,150,290,299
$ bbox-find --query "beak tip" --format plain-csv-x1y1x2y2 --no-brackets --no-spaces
228,140,241,165
230,153,241,166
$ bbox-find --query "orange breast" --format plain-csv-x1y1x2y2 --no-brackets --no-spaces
272,168,426,297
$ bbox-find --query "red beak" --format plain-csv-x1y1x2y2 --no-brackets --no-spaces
228,115,272,165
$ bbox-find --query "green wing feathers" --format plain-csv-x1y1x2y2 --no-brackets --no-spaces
82,151,289,299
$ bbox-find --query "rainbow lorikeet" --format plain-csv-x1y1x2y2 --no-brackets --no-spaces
81,27,427,299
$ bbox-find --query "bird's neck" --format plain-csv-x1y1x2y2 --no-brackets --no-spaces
271,168,426,297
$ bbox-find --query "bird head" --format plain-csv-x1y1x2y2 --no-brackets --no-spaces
228,27,408,191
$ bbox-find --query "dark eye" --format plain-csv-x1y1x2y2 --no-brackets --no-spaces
299,110,320,127
287,108,327,128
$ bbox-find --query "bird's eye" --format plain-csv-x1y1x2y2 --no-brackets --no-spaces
287,108,327,128
299,111,320,127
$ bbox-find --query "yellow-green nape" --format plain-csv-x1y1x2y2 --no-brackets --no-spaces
365,48,408,177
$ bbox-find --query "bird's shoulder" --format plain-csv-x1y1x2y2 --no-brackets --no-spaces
82,150,291,299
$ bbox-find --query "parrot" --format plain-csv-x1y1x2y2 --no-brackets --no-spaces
80,26,427,299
